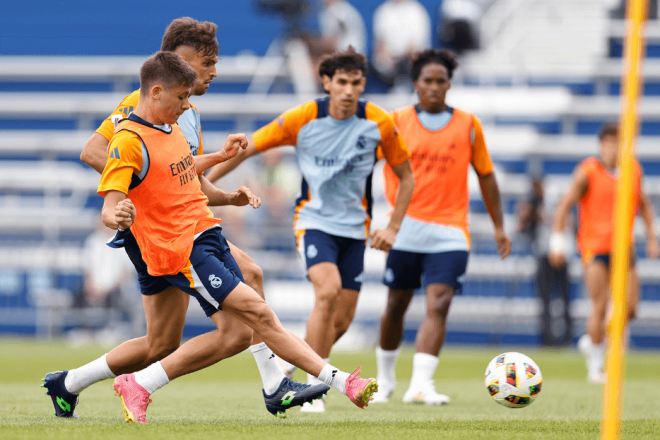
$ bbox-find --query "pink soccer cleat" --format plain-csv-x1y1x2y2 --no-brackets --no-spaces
345,367,378,409
112,374,152,424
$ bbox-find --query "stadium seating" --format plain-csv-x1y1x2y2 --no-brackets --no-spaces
1,1,659,348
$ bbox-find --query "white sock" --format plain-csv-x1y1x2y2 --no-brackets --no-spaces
376,347,400,384
250,343,286,395
308,358,329,386
64,353,116,395
409,352,439,389
590,341,606,374
318,363,349,395
134,361,170,394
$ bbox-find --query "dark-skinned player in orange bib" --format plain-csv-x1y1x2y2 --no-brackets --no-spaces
371,49,512,405
550,122,658,383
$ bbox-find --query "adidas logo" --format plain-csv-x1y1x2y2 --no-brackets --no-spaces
109,147,121,160
268,353,276,360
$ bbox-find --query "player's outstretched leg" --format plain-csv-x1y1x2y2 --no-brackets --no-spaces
42,371,79,418
222,283,379,409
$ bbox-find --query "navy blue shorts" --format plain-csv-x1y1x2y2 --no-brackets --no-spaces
297,229,365,291
120,227,244,317
384,249,469,291
591,253,636,269
122,231,172,297
164,227,244,317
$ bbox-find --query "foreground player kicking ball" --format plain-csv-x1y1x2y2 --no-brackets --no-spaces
42,18,308,419
100,52,377,424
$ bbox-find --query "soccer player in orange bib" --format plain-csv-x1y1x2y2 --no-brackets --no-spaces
207,49,414,412
372,49,511,405
95,52,378,423
550,122,658,383
43,18,324,420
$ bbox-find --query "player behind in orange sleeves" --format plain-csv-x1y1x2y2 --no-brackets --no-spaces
97,52,378,423
372,49,512,405
206,48,414,412
43,18,317,420
550,122,658,383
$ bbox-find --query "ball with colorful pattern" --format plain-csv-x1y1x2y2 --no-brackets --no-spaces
484,352,542,408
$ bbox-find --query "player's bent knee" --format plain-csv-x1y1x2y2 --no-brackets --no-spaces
429,293,454,318
230,326,254,351
315,286,342,309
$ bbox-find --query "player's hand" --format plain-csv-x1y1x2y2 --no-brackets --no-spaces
494,227,512,260
115,198,136,230
548,252,567,268
370,227,397,252
221,133,248,161
229,186,261,209
647,239,660,260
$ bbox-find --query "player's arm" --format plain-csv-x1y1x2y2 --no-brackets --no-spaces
205,138,261,183
199,174,261,209
639,186,659,259
193,133,249,174
81,133,110,174
83,93,138,174
478,172,511,259
101,191,136,230
97,131,142,231
207,102,315,183
371,160,414,252
549,167,588,266
472,116,511,259
370,105,415,252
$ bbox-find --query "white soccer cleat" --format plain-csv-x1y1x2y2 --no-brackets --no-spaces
300,398,325,413
371,380,395,403
402,382,450,405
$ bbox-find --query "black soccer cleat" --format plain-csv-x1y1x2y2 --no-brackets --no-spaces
263,377,329,417
42,370,79,418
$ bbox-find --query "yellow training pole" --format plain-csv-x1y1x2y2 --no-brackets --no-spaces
601,0,646,439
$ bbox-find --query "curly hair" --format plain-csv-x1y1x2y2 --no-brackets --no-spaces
411,49,459,81
140,51,198,92
161,17,219,57
318,47,368,78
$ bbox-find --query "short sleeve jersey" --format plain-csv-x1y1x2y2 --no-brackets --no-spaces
96,89,204,157
253,97,410,239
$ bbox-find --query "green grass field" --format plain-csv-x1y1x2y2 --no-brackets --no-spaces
1,339,659,440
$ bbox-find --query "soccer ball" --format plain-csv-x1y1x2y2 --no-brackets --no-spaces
484,352,542,408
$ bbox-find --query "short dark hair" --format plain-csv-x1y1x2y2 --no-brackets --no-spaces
411,49,459,81
140,51,198,92
599,121,619,140
161,17,219,57
318,47,368,78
